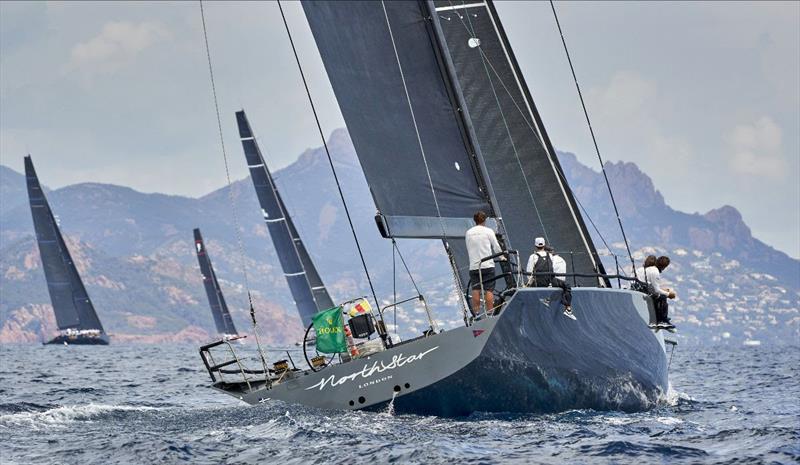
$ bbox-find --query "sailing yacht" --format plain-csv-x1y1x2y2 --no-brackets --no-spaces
193,228,238,339
199,0,669,416
25,155,109,345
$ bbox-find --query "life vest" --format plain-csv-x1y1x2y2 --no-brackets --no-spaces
532,252,554,287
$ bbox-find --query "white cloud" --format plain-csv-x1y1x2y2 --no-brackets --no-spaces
586,70,693,170
67,21,169,76
589,70,656,122
727,116,786,179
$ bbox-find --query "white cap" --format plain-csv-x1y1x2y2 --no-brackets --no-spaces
534,237,546,247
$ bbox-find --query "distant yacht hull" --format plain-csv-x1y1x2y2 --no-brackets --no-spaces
45,333,110,346
215,288,668,416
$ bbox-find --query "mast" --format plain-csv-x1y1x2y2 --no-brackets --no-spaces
25,155,106,333
236,110,334,328
193,228,238,336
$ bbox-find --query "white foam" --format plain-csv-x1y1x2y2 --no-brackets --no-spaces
662,383,694,406
604,416,638,426
656,416,684,425
0,403,158,430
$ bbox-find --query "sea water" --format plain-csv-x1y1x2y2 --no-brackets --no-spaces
0,343,797,464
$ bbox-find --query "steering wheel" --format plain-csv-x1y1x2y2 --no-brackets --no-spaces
302,322,338,372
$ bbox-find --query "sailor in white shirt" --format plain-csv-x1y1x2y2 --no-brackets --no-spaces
634,255,676,328
526,238,574,318
465,211,503,316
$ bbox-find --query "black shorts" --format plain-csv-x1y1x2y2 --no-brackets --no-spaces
469,268,496,291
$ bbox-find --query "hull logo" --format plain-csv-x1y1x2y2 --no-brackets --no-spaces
305,346,440,391
472,330,484,337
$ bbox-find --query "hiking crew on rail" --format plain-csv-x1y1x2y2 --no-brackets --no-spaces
526,237,574,319
635,255,676,330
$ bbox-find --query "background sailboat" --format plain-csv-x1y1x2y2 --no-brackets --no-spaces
25,155,109,345
193,228,238,338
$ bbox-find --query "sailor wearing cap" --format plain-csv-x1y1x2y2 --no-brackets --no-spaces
525,236,550,285
526,237,575,320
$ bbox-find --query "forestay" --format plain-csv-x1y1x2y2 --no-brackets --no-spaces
236,110,334,327
25,155,106,331
193,228,238,336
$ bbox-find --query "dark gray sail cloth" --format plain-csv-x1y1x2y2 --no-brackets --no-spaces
303,1,491,240
430,0,605,285
25,156,105,331
235,110,335,327
303,1,605,286
193,228,238,335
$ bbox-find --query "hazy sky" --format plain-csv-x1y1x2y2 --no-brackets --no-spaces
1,1,798,257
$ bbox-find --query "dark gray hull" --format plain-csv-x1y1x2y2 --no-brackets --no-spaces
45,333,110,345
216,288,667,416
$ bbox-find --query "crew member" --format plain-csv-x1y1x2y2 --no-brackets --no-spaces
655,256,676,328
635,255,676,328
465,211,503,316
525,237,552,287
526,239,573,318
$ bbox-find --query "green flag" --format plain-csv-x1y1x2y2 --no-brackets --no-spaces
312,306,347,354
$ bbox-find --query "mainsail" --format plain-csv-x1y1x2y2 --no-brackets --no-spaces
303,0,606,285
303,1,491,240
235,110,335,327
25,155,106,333
193,228,238,336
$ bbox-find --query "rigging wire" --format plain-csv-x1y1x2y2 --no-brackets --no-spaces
442,1,619,274
382,0,470,323
392,242,397,332
199,0,269,371
391,238,439,333
276,0,382,317
382,2,449,243
549,0,637,278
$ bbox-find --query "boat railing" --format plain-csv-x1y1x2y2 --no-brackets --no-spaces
476,250,521,314
521,271,641,285
199,335,255,390
517,249,639,287
200,335,278,391
200,337,306,392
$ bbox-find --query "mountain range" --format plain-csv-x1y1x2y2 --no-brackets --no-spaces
1,129,797,346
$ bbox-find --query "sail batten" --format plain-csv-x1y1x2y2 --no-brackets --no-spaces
193,228,238,336
236,110,334,327
25,155,106,333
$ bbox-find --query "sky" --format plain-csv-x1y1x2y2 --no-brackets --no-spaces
1,1,798,258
